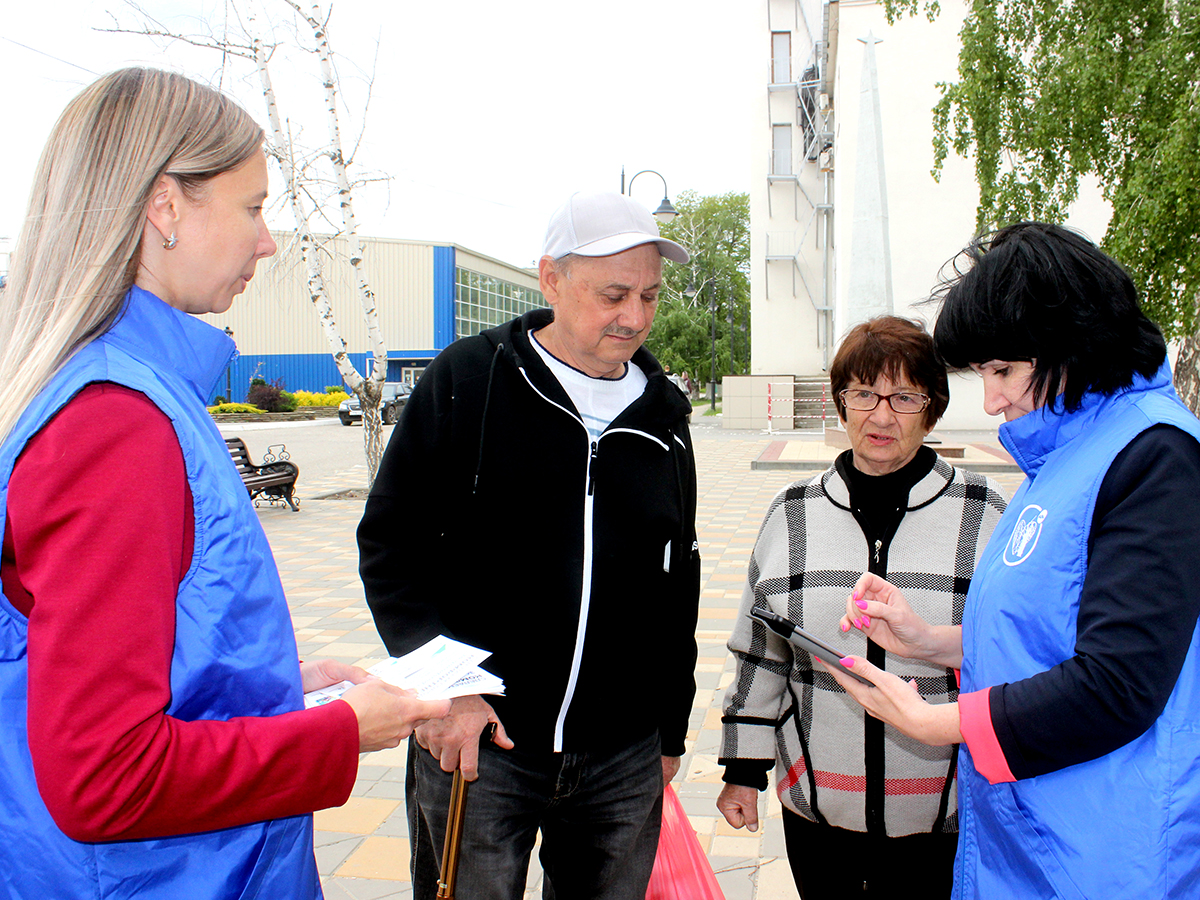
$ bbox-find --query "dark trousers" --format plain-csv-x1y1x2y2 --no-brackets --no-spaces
407,732,663,900
782,807,958,898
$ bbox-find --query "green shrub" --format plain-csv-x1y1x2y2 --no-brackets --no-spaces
325,385,346,394
277,390,299,413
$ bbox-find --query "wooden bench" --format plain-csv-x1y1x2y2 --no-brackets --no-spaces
225,438,300,512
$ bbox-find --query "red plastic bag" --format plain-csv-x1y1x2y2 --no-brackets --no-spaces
645,785,726,900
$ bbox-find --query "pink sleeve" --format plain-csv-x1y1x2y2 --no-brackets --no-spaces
9,384,359,842
959,687,1016,784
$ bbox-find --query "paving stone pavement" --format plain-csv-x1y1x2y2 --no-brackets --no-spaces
255,429,1024,900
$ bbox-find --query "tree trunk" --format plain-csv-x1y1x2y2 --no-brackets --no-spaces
252,2,388,488
1174,332,1200,416
289,0,389,487
359,389,383,486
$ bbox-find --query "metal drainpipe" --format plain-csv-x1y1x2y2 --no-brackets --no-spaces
821,167,834,370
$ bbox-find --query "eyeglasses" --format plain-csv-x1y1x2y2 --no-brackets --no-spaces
839,389,931,415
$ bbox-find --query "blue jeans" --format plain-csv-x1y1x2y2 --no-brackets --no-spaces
407,732,664,900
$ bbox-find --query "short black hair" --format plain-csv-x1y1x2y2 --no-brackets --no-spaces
932,222,1166,412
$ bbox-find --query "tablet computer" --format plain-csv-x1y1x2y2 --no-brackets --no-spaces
750,607,873,685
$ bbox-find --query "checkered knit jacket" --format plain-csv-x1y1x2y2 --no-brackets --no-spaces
720,455,1006,836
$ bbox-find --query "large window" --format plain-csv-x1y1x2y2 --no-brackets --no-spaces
454,268,544,338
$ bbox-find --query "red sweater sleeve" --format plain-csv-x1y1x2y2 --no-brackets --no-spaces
959,688,1016,784
2,383,359,842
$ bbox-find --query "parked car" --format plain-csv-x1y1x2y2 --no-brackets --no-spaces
338,382,412,426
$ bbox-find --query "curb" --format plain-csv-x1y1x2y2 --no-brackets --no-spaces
210,407,341,423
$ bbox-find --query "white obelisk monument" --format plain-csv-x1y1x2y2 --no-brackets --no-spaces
846,31,894,325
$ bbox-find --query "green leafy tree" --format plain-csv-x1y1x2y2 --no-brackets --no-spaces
644,190,751,391
646,302,711,379
888,0,1200,409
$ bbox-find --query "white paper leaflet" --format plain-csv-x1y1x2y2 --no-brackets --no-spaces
302,635,505,709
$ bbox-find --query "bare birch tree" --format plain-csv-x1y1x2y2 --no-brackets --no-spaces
107,0,391,484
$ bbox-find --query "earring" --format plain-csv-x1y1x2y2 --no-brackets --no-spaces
163,232,177,250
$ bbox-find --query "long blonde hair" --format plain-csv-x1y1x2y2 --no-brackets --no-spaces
0,68,263,443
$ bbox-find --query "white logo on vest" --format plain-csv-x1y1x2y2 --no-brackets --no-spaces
1004,504,1048,566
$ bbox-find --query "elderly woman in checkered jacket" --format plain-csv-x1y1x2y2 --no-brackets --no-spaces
717,316,1006,899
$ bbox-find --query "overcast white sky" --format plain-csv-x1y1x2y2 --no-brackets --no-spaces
1,0,759,268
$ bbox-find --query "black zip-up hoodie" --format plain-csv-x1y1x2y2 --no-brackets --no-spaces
358,309,701,756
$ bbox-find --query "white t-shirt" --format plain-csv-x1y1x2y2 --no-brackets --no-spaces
530,333,648,440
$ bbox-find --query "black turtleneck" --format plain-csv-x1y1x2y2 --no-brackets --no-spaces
836,445,937,571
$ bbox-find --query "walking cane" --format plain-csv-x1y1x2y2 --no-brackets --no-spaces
435,768,469,899
436,722,496,900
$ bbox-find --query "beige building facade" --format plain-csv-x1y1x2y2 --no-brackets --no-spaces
736,0,1106,431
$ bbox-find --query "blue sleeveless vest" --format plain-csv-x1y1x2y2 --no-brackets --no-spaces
956,364,1200,899
0,287,320,899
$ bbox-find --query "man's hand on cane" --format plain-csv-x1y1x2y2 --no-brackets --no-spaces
415,693,512,780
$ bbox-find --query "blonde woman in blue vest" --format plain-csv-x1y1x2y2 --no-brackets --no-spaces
827,222,1200,899
0,68,449,899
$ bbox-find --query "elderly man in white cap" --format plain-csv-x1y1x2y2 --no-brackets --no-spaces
358,192,699,899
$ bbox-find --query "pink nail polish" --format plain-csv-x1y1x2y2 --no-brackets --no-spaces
840,657,854,668
862,617,871,627
841,621,849,632
856,599,868,610
852,589,861,602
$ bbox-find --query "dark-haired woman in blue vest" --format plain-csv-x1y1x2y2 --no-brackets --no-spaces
825,222,1200,899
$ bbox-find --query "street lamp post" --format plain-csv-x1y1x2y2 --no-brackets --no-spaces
709,293,718,413
727,308,735,376
223,327,234,401
685,277,721,414
620,167,679,223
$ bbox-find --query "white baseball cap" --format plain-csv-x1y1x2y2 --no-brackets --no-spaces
543,191,689,263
